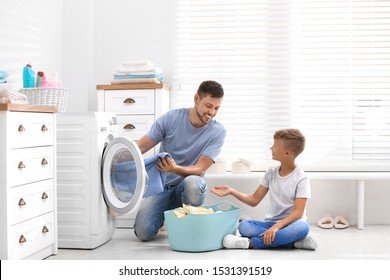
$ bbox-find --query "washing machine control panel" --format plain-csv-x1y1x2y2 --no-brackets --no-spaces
97,114,118,132
107,116,118,132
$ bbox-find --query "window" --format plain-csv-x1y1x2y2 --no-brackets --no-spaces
172,0,390,171
0,0,41,85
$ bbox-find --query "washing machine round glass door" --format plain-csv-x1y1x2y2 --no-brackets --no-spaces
101,136,146,215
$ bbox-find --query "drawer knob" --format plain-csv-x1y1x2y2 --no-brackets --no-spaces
41,124,48,131
41,158,48,165
123,98,136,104
42,226,49,233
124,124,136,130
19,235,27,243
41,192,49,200
18,198,26,206
18,124,25,132
18,161,25,169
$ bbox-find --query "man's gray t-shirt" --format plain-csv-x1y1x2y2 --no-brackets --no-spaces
261,165,311,222
146,108,226,187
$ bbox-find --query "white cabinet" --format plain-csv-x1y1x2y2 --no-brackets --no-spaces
0,104,58,259
97,84,170,227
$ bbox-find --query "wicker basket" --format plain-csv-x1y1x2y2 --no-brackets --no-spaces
20,88,68,112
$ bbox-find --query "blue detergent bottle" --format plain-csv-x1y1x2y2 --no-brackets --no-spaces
23,64,35,88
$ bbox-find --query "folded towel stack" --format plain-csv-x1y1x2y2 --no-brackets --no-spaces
0,84,28,104
111,59,163,85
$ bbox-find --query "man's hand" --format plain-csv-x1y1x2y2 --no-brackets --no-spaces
155,156,177,173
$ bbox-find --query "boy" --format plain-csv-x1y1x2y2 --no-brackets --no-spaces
211,128,317,250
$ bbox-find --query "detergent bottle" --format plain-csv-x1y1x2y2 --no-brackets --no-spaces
36,71,44,87
47,70,62,87
39,72,48,87
23,64,35,88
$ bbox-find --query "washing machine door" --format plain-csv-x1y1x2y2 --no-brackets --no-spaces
101,136,146,215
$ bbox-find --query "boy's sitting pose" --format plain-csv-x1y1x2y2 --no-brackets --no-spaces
211,128,317,250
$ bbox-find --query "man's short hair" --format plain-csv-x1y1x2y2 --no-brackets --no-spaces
197,80,224,99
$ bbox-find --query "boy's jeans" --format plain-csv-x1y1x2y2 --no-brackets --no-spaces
134,175,207,241
239,219,310,249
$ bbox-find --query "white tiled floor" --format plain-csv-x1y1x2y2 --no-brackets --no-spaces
46,225,390,260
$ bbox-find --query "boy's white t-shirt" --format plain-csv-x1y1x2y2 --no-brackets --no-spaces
260,165,311,222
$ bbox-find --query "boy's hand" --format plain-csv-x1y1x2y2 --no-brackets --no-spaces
260,227,278,245
210,185,232,197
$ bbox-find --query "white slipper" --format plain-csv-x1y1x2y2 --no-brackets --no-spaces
317,215,334,229
334,216,349,229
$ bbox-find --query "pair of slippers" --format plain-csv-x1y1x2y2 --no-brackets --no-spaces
317,215,349,229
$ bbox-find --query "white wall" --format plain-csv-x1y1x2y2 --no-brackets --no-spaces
0,0,63,85
62,0,174,112
62,0,94,112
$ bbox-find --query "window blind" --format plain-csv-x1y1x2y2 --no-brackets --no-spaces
0,0,41,84
173,0,390,171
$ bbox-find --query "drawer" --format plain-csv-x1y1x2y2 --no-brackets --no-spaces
116,115,155,140
9,179,54,226
7,112,54,148
8,146,54,187
104,90,155,114
8,212,55,260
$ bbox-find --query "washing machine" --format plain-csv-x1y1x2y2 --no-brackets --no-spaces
56,112,146,249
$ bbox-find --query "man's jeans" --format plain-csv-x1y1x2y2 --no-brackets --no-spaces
239,219,310,249
134,175,208,241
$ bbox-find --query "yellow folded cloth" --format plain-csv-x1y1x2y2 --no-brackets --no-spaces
173,204,214,218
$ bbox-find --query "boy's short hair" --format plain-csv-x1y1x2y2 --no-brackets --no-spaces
274,128,305,157
197,80,224,99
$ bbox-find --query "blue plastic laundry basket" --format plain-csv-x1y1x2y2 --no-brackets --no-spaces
164,201,240,252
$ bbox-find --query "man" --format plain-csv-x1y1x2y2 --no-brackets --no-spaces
134,80,226,241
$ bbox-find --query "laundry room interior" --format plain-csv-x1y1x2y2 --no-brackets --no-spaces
1,0,390,277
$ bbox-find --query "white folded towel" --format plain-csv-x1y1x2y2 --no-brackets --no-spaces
115,65,158,74
111,78,161,85
121,59,153,66
0,84,28,104
113,67,162,76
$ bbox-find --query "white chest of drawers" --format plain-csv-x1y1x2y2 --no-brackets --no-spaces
97,83,170,227
97,83,170,157
0,104,58,259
